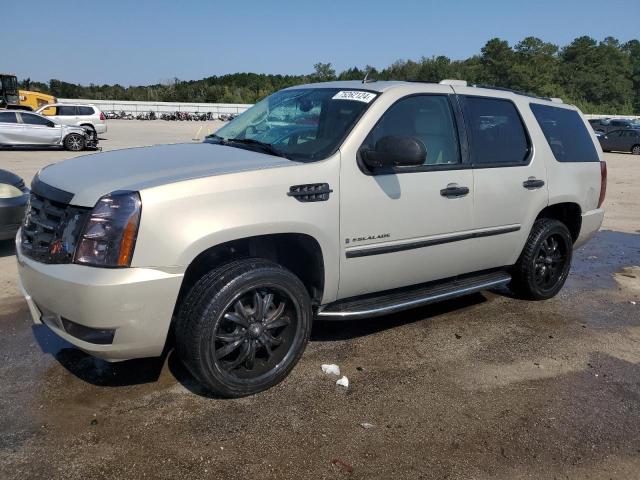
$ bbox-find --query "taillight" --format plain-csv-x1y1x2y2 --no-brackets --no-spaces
99,112,106,121
597,161,607,208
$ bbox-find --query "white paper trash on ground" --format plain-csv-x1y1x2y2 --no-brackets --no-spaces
336,376,349,388
321,364,341,376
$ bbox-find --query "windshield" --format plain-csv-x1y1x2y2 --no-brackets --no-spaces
207,88,378,161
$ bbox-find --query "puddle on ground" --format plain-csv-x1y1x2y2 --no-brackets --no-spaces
569,230,640,291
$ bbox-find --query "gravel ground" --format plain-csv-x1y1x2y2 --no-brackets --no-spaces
0,121,638,479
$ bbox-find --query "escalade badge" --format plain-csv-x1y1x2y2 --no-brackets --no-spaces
345,234,390,244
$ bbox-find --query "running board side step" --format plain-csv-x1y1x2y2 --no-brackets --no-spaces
317,271,511,320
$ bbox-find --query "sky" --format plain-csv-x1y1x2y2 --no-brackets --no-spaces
3,0,638,86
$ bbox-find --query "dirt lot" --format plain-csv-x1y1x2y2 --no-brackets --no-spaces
0,121,639,479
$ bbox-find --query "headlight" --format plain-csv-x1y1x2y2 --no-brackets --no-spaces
0,183,23,199
74,191,141,267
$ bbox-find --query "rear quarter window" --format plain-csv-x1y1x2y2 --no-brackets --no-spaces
461,96,530,166
530,104,599,162
77,106,95,115
57,106,77,116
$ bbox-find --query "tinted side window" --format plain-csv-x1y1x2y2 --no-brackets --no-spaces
57,106,76,116
77,106,94,115
462,97,530,166
362,95,460,166
0,112,18,123
530,104,599,163
20,113,51,126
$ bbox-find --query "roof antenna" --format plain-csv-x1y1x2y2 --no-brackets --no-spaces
362,71,377,84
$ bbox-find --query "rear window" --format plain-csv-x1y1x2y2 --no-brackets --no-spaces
57,106,76,116
462,96,530,166
530,104,599,163
77,106,94,115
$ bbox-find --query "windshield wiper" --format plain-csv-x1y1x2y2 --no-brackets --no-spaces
214,136,288,159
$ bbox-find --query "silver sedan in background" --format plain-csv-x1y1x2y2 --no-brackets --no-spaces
0,110,97,151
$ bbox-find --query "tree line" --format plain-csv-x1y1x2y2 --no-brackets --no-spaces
20,36,640,114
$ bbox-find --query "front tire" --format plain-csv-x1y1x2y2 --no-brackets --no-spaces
64,133,85,151
631,145,640,155
510,219,573,300
176,258,312,397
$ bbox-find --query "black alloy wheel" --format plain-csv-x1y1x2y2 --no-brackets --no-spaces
213,287,297,380
176,258,312,397
533,233,568,291
511,218,573,300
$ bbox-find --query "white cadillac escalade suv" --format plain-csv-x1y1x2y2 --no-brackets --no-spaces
17,80,606,397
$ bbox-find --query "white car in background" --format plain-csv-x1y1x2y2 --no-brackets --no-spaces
36,103,107,135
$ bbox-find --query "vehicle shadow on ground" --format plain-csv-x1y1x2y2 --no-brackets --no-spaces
0,146,64,152
0,239,16,258
310,293,487,341
166,293,490,398
32,324,166,388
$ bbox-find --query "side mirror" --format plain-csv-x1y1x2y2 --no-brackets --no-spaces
360,135,426,169
47,121,56,128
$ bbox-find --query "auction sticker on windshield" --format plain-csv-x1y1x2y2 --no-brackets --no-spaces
332,91,377,103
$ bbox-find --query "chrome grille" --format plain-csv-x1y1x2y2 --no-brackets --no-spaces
21,192,90,264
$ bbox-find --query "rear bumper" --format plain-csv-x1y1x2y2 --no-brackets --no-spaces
16,236,184,361
94,123,107,134
575,208,604,249
0,193,28,240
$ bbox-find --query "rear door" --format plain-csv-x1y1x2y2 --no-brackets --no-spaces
17,112,62,145
453,90,548,270
0,111,22,144
51,105,78,126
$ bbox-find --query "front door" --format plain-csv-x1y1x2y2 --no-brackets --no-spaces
17,112,62,145
599,129,625,152
338,92,476,299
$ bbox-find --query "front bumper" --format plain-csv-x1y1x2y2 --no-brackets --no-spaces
0,193,28,241
16,236,184,361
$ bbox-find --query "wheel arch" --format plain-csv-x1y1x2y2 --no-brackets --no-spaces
175,233,326,316
535,202,582,242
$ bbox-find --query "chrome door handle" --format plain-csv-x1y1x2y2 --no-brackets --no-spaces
440,183,470,198
523,177,545,190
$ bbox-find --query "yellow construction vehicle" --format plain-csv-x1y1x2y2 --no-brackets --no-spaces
19,89,57,110
1,73,56,110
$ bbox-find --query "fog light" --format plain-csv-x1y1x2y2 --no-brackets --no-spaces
60,317,116,345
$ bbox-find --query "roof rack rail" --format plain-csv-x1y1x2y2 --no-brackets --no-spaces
469,84,552,101
400,79,563,103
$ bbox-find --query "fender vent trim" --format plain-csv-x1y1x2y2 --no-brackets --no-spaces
287,183,333,202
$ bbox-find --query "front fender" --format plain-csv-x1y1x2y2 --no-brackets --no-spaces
132,159,341,303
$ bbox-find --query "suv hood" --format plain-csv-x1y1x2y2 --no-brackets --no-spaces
37,143,295,206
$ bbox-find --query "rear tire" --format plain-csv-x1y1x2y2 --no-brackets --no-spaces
631,145,640,155
510,218,573,300
175,258,312,397
64,133,85,151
